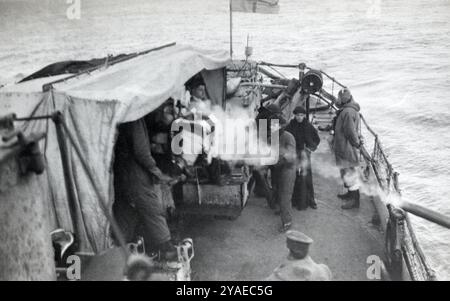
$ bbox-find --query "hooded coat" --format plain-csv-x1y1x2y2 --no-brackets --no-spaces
333,100,362,168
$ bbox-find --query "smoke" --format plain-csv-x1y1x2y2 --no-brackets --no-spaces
172,101,279,167
311,147,396,201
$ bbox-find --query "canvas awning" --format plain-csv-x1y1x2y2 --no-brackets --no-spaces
52,44,228,122
0,44,230,253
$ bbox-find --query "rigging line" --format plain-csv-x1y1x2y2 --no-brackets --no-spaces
319,70,346,88
236,57,249,77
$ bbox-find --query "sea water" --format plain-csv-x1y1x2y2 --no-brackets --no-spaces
1,0,449,279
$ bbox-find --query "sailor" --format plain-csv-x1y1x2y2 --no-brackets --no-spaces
191,82,207,102
268,111,297,233
179,76,233,185
188,77,212,114
146,99,185,218
180,76,215,155
285,106,321,210
113,118,177,260
266,230,332,281
251,103,285,204
333,88,364,209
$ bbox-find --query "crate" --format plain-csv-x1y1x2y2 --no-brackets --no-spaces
179,174,250,219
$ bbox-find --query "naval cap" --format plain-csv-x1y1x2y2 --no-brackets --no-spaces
293,106,306,115
286,230,313,244
286,230,313,259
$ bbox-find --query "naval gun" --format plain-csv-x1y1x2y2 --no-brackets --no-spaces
176,60,339,220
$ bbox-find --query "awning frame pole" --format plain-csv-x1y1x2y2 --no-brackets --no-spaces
53,113,83,248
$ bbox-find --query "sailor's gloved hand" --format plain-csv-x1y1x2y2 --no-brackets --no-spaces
179,174,187,182
164,174,188,186
168,178,179,186
169,175,187,186
359,136,365,146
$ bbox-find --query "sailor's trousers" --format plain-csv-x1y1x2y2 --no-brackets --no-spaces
115,167,171,250
272,165,296,225
292,150,315,209
340,167,360,191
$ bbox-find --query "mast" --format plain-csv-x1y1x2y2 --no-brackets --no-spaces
229,0,233,59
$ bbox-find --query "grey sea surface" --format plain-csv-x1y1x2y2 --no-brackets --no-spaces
1,0,449,279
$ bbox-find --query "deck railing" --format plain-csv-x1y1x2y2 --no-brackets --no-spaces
359,113,437,281
255,61,439,280
318,73,438,281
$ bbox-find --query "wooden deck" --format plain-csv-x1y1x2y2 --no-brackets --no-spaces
181,130,386,281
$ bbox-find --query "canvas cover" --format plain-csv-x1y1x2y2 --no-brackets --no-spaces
0,45,230,253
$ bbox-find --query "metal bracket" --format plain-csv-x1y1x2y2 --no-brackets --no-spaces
0,113,15,131
385,204,406,280
0,126,46,173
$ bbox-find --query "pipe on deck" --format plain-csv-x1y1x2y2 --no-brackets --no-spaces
239,82,287,89
399,200,450,229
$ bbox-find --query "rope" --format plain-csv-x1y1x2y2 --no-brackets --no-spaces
234,58,249,78
318,70,346,89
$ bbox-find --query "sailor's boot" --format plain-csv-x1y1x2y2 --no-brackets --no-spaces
157,241,178,261
337,191,351,200
355,190,360,208
341,190,360,210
